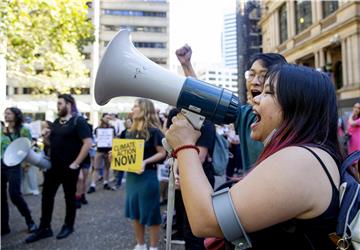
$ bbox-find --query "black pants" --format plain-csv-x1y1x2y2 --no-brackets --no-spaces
1,165,33,232
39,166,80,229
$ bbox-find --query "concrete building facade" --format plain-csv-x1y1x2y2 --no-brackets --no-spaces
259,0,360,112
223,12,238,69
197,65,238,93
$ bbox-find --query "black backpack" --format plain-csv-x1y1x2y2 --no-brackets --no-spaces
335,150,360,250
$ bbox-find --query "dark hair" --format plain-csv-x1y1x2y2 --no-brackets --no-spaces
58,93,78,115
257,64,343,165
5,107,24,131
248,53,287,70
102,113,109,118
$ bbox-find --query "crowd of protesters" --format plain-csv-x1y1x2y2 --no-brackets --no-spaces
1,44,359,250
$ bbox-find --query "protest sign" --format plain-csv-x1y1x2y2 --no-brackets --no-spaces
111,139,144,173
96,128,114,148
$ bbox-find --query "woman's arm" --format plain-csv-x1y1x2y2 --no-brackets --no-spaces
166,116,339,238
143,145,166,166
348,116,360,127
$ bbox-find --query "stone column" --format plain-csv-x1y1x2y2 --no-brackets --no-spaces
346,37,353,85
351,34,360,84
288,1,295,37
341,39,348,87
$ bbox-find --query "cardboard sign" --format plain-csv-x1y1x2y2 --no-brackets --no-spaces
111,139,144,173
96,128,114,148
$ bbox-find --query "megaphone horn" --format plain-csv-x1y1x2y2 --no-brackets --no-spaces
3,137,51,170
95,29,239,126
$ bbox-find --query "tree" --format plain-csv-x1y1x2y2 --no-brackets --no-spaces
0,0,94,93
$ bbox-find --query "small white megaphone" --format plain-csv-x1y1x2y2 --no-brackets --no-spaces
95,30,239,128
3,137,51,170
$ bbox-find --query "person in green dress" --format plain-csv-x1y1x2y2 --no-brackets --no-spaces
124,98,166,250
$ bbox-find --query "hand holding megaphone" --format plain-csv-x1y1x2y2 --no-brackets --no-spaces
165,113,201,151
3,137,51,170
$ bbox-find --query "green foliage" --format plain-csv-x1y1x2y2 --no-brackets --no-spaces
0,0,94,92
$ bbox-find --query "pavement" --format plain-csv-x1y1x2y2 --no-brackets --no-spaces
1,177,185,250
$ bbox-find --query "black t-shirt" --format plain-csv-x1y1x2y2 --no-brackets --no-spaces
50,116,92,167
123,127,164,170
197,120,216,186
166,108,215,185
94,126,116,152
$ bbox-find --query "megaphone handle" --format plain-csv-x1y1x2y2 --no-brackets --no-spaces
180,109,205,130
161,109,204,155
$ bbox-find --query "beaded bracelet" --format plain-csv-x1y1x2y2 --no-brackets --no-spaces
171,145,200,159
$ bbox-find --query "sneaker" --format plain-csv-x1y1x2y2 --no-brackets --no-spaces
111,185,120,191
133,244,147,250
32,190,40,196
27,221,38,233
25,227,53,243
87,186,96,194
103,183,111,190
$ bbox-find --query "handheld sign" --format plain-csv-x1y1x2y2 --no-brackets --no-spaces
96,128,114,148
111,139,144,173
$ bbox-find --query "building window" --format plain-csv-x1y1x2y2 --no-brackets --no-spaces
104,9,166,17
104,25,167,33
295,0,312,34
22,87,34,94
279,4,288,44
133,42,166,49
323,1,338,18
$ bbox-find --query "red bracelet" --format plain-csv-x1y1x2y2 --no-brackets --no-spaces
171,145,200,159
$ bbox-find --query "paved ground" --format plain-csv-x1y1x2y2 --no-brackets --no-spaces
1,178,184,250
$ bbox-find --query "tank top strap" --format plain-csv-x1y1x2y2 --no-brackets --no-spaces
298,145,337,190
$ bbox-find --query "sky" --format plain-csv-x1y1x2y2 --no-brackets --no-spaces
169,0,236,67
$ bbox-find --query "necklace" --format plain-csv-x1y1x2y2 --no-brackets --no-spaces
59,117,70,125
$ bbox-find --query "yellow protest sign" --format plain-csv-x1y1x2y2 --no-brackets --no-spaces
111,139,144,173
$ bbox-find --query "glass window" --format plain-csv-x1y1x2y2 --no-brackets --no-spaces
133,42,166,49
295,0,312,34
279,4,288,44
323,1,338,18
104,9,166,17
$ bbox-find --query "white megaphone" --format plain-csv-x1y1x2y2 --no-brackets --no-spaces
3,137,51,170
95,30,239,129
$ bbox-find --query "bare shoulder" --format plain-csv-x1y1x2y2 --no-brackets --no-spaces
229,146,340,231
257,146,339,178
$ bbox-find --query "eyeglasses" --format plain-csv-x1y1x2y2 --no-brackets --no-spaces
244,70,266,83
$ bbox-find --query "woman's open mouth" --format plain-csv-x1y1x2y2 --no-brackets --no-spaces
251,89,261,98
251,110,261,129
